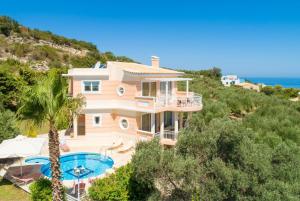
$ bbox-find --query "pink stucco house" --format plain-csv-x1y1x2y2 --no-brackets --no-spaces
63,56,202,145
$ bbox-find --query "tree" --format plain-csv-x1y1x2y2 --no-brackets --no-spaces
0,106,19,143
18,69,83,201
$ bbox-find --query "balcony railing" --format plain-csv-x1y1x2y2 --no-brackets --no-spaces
154,131,178,140
135,92,202,111
155,93,202,108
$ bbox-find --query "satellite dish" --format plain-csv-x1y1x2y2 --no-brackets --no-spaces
94,61,101,69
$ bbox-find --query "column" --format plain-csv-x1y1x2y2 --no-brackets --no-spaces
151,113,155,134
186,80,189,97
179,112,183,129
73,114,78,138
160,112,164,139
165,82,169,105
187,112,192,127
174,112,179,134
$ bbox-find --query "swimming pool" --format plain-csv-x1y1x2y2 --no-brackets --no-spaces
25,156,50,165
26,152,114,180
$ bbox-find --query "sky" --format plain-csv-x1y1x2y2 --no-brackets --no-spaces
1,0,300,77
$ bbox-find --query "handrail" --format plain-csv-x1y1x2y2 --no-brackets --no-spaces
135,93,202,109
155,131,178,140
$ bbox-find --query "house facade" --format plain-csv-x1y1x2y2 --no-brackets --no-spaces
221,75,241,86
63,56,202,145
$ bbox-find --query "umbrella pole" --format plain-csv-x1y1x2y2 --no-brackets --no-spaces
20,158,23,176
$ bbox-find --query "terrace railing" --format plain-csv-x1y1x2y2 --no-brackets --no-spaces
155,93,202,108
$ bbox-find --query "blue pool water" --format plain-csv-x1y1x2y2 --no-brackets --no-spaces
25,156,50,164
26,152,114,180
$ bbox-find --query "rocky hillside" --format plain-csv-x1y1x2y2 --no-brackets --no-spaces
0,16,134,71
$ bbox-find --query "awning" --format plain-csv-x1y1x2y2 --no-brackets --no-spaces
143,77,192,82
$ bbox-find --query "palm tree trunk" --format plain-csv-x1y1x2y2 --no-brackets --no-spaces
48,124,64,201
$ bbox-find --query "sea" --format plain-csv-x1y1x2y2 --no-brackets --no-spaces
241,77,300,89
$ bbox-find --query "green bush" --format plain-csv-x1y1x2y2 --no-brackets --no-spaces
29,178,53,201
30,178,66,201
0,107,19,143
31,45,60,61
89,164,132,201
0,16,20,36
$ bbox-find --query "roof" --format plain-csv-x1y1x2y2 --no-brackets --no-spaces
144,77,192,81
62,68,109,77
108,61,183,75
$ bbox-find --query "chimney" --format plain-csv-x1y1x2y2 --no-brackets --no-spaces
151,56,160,68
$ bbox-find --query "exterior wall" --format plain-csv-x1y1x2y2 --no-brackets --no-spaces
84,110,140,135
73,79,141,100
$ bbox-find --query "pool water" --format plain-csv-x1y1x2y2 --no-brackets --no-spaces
25,156,50,164
26,152,114,180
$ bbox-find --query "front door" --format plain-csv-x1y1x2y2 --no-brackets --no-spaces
77,114,85,136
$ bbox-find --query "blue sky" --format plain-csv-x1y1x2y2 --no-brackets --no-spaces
1,0,300,77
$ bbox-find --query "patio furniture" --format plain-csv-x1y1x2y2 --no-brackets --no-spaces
10,175,34,185
117,141,135,153
71,182,86,195
60,143,70,152
107,138,123,150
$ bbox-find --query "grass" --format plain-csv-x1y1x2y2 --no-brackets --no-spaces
0,177,30,201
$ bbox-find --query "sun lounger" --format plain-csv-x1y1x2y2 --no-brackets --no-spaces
71,182,86,196
60,143,70,152
107,138,123,150
10,175,34,185
117,141,135,153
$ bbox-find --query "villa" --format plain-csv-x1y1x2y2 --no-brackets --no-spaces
63,56,202,146
221,75,241,86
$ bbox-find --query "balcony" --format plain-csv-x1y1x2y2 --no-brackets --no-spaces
154,131,178,146
135,92,202,112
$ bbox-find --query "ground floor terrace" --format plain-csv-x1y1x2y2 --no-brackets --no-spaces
73,110,193,146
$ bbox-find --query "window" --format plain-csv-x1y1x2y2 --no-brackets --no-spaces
141,114,151,132
164,111,173,129
117,86,125,96
93,114,102,127
119,118,129,129
83,81,101,93
142,82,156,97
142,82,150,96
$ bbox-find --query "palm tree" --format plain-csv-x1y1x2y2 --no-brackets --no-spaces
18,69,83,201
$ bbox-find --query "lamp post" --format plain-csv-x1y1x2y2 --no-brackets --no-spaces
74,166,85,201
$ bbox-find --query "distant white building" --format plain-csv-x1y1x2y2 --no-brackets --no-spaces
221,75,241,86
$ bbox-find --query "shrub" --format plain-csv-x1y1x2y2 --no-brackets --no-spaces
29,178,53,201
0,16,20,36
88,164,132,201
30,178,65,201
0,107,19,143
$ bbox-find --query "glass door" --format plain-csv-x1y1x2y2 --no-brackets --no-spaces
160,81,172,105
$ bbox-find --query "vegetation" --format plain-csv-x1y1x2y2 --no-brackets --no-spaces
29,178,59,201
89,164,153,201
0,177,30,201
0,16,134,70
89,165,132,201
18,70,83,201
261,85,300,98
87,72,300,201
0,106,19,143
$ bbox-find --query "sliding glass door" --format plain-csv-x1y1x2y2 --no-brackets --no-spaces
160,81,172,104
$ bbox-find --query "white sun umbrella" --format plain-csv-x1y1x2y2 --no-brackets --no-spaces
0,135,46,175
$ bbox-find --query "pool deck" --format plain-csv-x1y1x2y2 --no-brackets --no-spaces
39,131,136,168
3,131,139,194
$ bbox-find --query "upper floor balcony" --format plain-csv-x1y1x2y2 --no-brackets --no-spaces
135,91,202,112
